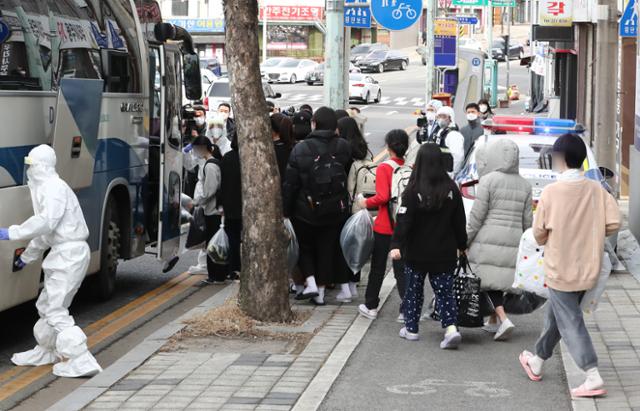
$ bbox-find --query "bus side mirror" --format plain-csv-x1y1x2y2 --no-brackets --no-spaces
183,54,202,101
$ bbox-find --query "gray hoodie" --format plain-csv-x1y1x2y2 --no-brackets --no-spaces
467,139,533,292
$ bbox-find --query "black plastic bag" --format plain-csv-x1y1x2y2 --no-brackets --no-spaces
453,256,493,328
504,292,547,315
185,206,206,249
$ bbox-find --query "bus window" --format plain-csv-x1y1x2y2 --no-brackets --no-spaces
103,50,140,93
58,49,102,81
0,42,43,91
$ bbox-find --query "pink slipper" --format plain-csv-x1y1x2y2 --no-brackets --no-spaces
519,351,542,382
571,383,607,398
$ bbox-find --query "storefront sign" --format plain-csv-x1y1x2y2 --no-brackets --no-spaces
539,0,573,26
259,6,324,21
452,0,487,7
491,0,516,6
267,25,309,50
166,18,225,33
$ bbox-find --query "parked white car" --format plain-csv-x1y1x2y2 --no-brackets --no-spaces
262,58,317,84
348,73,382,104
203,78,281,114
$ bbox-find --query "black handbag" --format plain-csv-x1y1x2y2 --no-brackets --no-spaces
453,256,494,328
185,206,207,249
504,292,547,315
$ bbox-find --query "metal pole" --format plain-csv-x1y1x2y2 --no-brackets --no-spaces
593,0,620,194
262,0,268,63
487,1,495,105
505,5,510,101
324,0,346,108
425,0,435,104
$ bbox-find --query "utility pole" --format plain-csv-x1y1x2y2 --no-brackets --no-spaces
425,0,435,104
593,0,620,194
324,0,346,109
505,5,510,100
261,0,268,63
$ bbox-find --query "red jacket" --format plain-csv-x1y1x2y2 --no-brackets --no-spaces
366,157,404,235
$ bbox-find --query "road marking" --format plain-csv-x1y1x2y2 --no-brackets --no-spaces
372,125,417,163
0,271,202,402
386,110,399,116
387,379,511,398
365,132,371,137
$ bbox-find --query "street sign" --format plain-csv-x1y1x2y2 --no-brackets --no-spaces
452,0,487,6
456,15,478,25
491,0,516,6
344,5,372,28
434,18,457,68
472,57,482,67
0,20,10,45
370,0,422,31
620,0,638,37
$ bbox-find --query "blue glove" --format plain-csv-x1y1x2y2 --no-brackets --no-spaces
0,228,9,240
14,258,26,271
183,144,193,153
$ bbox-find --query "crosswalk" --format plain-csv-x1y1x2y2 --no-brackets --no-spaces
278,93,429,108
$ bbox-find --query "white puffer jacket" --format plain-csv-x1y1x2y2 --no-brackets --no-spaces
467,139,533,292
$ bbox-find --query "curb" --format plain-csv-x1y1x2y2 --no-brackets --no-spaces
47,283,239,411
292,271,397,411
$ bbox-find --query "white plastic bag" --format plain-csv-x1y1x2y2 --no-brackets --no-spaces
284,219,299,274
340,209,374,274
581,252,612,314
512,229,549,298
207,220,229,265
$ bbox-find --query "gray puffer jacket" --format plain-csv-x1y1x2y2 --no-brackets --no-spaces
467,139,533,292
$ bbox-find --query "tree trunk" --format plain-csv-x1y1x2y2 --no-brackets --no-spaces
223,0,292,322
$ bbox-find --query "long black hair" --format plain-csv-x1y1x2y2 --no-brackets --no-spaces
405,143,453,211
337,116,369,160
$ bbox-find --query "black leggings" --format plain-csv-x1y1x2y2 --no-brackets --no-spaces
487,290,504,308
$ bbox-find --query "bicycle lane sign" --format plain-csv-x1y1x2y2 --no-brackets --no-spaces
371,0,423,31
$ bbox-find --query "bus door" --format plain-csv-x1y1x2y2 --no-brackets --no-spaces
155,44,183,261
50,78,104,189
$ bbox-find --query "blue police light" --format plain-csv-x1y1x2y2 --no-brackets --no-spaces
533,118,578,135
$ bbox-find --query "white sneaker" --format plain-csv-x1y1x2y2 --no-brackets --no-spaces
399,327,419,341
349,283,359,298
358,304,378,320
440,331,462,349
188,264,207,275
482,320,501,333
494,319,515,341
396,313,405,323
336,291,352,303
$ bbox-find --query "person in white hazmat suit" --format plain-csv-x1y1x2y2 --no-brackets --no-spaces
0,145,102,378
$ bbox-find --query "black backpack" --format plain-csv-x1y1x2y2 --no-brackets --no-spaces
427,128,454,173
306,138,349,217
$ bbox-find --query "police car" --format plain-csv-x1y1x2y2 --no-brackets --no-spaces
455,116,614,217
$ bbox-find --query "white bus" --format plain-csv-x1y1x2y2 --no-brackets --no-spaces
0,0,202,311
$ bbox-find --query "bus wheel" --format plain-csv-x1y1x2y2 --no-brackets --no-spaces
94,200,121,300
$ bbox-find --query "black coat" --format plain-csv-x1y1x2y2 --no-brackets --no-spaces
221,149,242,220
282,130,352,225
274,140,292,184
391,181,467,273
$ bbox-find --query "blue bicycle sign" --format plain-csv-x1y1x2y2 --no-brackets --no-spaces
372,0,422,31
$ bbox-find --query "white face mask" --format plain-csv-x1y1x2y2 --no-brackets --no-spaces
195,117,205,127
426,112,436,122
466,113,478,122
212,128,223,139
219,111,230,121
479,104,488,114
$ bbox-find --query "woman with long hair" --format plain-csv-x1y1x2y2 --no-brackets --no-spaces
390,143,467,348
271,113,294,181
338,116,370,162
478,99,494,120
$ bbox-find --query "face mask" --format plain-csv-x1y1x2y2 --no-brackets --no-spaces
195,117,205,126
426,112,436,122
437,119,449,128
479,104,488,114
212,128,223,139
219,112,230,121
466,113,478,122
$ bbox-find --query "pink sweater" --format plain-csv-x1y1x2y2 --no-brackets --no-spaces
533,178,620,292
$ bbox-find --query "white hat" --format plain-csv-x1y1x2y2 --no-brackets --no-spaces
427,99,443,110
436,106,456,124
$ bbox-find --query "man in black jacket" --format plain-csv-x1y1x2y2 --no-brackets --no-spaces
221,133,242,281
283,107,352,305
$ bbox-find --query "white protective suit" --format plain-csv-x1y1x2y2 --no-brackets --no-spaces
8,145,102,378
